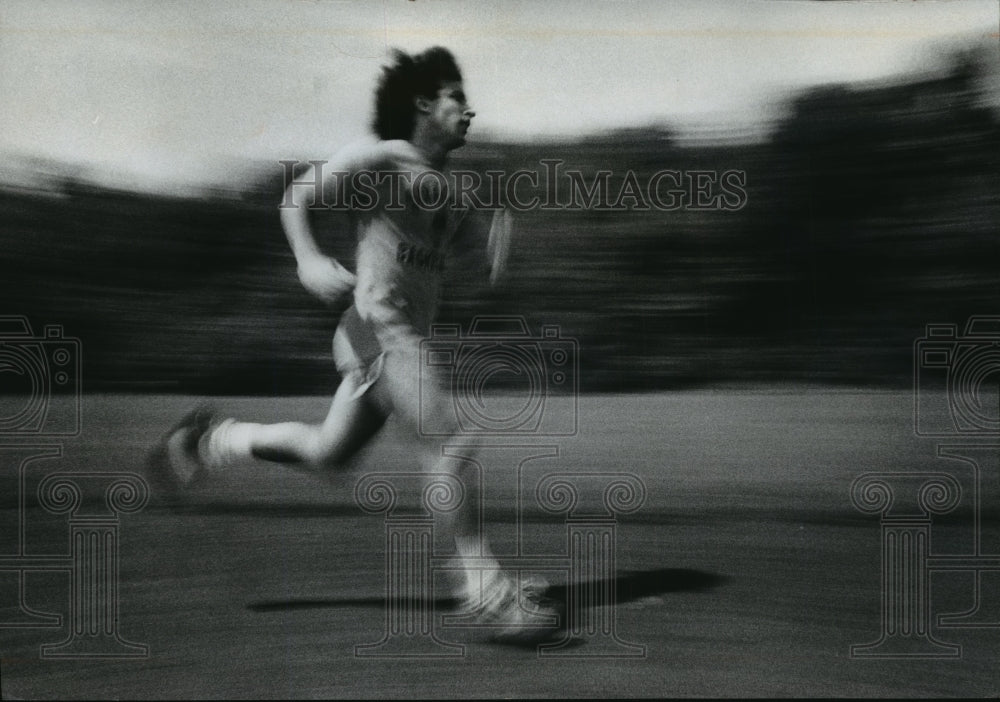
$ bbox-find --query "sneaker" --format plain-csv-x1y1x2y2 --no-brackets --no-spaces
147,405,216,501
461,574,565,645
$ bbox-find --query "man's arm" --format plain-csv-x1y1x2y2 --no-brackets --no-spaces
449,206,514,287
279,140,396,304
280,161,356,304
485,207,514,286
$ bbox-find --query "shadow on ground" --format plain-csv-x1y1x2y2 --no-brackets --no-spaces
246,568,728,613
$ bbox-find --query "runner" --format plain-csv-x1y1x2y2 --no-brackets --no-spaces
148,46,558,644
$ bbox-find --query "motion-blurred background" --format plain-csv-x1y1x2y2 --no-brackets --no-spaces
2,1,998,394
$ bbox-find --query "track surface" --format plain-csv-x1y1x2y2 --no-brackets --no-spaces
1,390,999,698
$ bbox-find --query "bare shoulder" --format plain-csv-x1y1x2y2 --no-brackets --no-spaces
331,138,421,172
377,139,428,170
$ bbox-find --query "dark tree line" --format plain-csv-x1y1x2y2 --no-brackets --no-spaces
2,49,997,393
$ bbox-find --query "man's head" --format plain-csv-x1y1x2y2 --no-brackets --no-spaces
372,47,474,149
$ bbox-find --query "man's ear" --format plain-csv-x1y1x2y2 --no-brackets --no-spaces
414,94,433,114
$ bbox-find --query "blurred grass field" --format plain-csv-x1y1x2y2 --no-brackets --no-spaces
1,390,998,698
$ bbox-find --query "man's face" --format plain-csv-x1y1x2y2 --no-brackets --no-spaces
424,80,475,149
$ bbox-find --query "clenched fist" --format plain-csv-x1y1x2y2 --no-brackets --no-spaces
297,255,357,305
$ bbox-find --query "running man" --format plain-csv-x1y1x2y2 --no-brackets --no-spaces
149,46,559,643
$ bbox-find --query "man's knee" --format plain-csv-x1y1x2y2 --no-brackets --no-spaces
312,441,355,472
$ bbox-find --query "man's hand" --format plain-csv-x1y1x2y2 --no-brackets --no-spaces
487,207,513,286
296,255,357,305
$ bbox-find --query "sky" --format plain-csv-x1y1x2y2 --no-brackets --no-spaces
0,0,997,190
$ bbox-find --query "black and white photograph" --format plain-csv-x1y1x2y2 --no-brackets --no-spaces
1,0,999,697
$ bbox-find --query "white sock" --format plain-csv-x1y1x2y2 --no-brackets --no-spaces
198,419,261,470
455,536,503,598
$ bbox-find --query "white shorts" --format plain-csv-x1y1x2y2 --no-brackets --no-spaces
333,306,386,400
333,305,454,431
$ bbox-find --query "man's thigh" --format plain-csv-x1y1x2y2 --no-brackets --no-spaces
372,337,457,437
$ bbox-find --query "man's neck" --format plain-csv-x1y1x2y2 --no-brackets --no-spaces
408,128,449,170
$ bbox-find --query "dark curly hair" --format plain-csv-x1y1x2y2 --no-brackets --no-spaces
372,47,463,140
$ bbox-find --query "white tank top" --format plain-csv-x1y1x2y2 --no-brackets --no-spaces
351,143,466,336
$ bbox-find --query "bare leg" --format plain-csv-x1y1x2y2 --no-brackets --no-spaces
372,342,494,597
203,372,386,475
251,375,386,470
417,434,483,545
